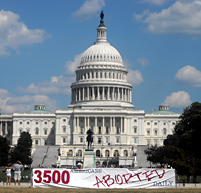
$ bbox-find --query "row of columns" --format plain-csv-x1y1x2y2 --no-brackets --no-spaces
72,86,132,102
73,116,126,134
0,121,11,136
76,70,126,81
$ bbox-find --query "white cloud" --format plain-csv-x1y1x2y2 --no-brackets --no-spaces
0,89,57,113
137,57,149,66
175,65,201,86
65,53,83,75
163,91,191,108
140,0,167,5
0,10,50,55
72,0,105,20
127,69,144,86
133,0,201,35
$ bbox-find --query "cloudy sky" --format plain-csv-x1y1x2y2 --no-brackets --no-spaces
0,0,201,114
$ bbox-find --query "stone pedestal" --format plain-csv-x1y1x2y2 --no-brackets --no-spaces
83,150,95,168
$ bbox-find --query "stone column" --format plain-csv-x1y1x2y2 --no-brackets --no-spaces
112,87,114,100
75,89,77,101
110,117,112,134
74,117,76,132
84,117,86,133
95,117,97,134
79,88,81,101
118,87,120,100
107,87,110,100
77,117,79,133
92,87,95,100
87,117,89,130
103,86,105,100
102,117,105,134
113,117,115,133
87,87,89,100
83,88,85,101
130,89,132,102
121,117,122,133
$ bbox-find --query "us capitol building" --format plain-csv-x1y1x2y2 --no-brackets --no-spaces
0,14,180,168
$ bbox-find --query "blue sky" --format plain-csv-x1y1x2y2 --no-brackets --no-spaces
0,0,201,114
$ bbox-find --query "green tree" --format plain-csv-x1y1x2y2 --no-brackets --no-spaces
144,145,166,167
0,136,10,166
10,131,32,165
145,102,201,182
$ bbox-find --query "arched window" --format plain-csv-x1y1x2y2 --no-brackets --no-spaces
114,150,119,157
96,150,100,157
78,150,82,157
124,150,128,157
105,150,110,157
69,150,73,156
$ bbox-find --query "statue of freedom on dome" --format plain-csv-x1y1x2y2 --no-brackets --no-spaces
100,11,104,20
86,128,94,150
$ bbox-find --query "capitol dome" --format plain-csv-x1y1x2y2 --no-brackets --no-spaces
80,42,123,66
69,12,134,110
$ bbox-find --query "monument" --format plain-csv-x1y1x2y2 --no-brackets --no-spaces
83,128,95,168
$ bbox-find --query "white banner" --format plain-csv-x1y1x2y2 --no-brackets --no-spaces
33,168,175,189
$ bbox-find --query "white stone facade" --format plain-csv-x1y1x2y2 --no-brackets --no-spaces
0,16,180,167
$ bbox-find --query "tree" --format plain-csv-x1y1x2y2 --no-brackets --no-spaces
0,136,10,166
145,102,201,182
10,131,32,165
144,145,166,167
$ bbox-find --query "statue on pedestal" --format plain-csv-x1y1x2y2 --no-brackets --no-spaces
86,129,93,150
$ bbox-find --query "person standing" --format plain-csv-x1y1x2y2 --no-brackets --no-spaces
13,161,23,185
5,164,12,185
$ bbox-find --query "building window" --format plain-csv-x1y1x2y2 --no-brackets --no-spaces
147,130,150,136
134,138,137,144
172,122,175,125
98,137,101,144
81,127,84,134
147,139,150,146
19,129,22,134
106,127,109,134
163,122,166,125
154,122,157,125
78,150,82,157
63,127,66,133
134,127,137,133
147,122,150,125
36,122,38,124
51,129,54,135
81,119,83,122
63,138,66,143
134,119,137,122
105,150,110,157
116,127,120,134
20,122,22,124
124,150,128,157
35,140,38,145
106,137,109,143
98,119,101,122
98,127,101,134
116,137,120,143
35,128,39,135
91,126,93,132
80,137,83,143
114,150,119,157
91,119,94,122
163,128,167,135
154,139,158,146
27,122,29,124
116,119,119,122
44,129,47,135
45,122,47,124
69,150,73,156
154,130,158,135
63,119,66,122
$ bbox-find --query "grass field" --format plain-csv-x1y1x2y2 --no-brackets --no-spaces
0,187,201,193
